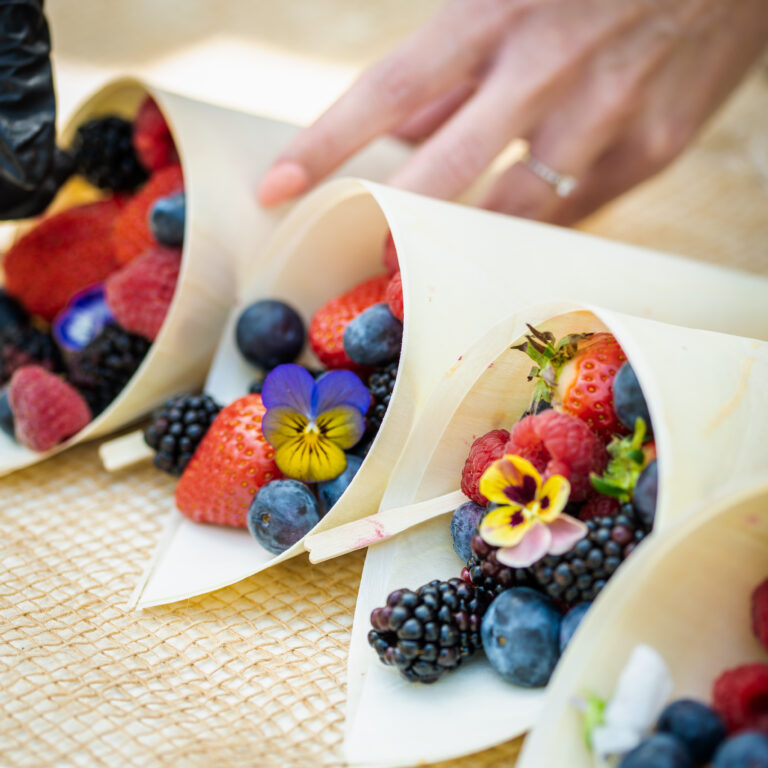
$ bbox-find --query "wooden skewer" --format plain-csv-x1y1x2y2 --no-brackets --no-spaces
99,430,153,471
304,488,467,563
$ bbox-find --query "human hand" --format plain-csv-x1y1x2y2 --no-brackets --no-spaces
257,0,768,225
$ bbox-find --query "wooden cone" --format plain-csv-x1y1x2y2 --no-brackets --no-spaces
518,477,768,768
0,78,407,478
133,179,768,610
343,302,768,767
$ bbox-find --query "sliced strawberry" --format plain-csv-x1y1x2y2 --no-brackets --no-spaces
382,232,399,275
133,96,179,172
386,271,404,322
4,199,121,321
175,394,282,528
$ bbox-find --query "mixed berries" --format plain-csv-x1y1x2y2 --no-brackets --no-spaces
370,326,659,692
141,232,405,556
0,97,183,452
573,577,768,767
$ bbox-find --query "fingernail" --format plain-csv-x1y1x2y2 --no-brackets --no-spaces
257,161,311,207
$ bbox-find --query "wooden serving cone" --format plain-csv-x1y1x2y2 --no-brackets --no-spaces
341,302,768,768
517,477,768,768
0,78,407,478
132,179,768,609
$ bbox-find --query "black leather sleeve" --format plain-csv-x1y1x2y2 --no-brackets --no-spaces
0,0,71,220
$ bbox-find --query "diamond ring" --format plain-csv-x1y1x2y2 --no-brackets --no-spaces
521,150,578,198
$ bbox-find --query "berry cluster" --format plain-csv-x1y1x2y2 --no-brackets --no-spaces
0,96,183,453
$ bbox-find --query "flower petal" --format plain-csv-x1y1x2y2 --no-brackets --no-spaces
546,514,588,555
313,369,371,416
262,406,309,449
496,522,552,567
274,432,347,483
316,405,365,450
538,474,571,522
478,454,541,506
261,364,314,415
480,503,531,547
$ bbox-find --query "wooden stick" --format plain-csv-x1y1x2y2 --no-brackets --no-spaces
99,429,153,471
304,488,466,563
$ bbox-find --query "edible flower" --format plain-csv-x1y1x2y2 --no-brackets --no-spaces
261,364,370,483
478,454,586,567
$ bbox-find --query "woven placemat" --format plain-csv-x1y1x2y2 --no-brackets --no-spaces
2,57,767,768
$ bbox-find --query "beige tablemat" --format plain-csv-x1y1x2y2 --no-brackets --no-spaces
2,3,767,765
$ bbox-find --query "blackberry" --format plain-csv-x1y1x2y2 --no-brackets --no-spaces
0,289,29,333
69,322,150,415
0,324,63,385
367,360,398,433
144,394,221,475
463,534,535,597
368,578,492,684
531,511,649,607
72,116,148,192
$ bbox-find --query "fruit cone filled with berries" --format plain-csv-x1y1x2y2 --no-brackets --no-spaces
0,78,406,477
518,477,768,768
131,177,768,610
342,300,768,767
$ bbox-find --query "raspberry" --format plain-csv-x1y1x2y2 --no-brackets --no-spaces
112,165,184,265
105,246,181,340
713,663,768,735
579,495,620,521
133,96,179,172
506,410,608,501
460,429,511,505
8,365,92,451
752,579,768,651
382,232,399,275
386,271,404,321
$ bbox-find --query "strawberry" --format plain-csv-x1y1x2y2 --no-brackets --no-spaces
308,275,389,369
105,246,181,341
112,165,183,265
386,271,404,322
175,394,282,528
579,494,620,521
753,579,768,652
382,232,399,275
8,365,92,451
4,199,121,321
461,428,511,505
514,325,628,441
133,96,179,172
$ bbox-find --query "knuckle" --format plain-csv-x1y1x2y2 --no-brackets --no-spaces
439,131,488,189
640,121,692,168
364,57,424,116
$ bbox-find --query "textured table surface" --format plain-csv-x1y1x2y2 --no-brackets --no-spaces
2,3,767,766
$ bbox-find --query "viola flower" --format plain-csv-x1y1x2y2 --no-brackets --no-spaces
261,364,370,483
478,454,587,568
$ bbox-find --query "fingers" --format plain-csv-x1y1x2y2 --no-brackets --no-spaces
257,0,518,207
392,79,477,143
479,13,678,222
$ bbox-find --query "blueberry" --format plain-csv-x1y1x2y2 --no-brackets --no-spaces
714,732,768,768
235,300,306,369
481,587,562,687
450,501,486,563
0,289,28,332
657,699,727,764
559,602,591,653
247,479,320,554
618,733,694,768
0,388,15,439
343,303,403,366
149,192,185,247
613,363,653,435
317,454,363,515
633,459,658,527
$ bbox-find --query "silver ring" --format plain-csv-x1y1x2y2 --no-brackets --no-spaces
521,150,578,198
